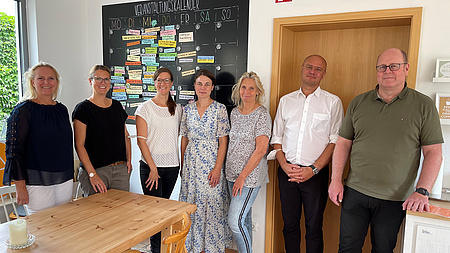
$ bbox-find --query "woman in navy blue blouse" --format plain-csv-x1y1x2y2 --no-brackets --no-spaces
3,62,74,214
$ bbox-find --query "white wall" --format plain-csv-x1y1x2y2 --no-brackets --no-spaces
29,0,450,252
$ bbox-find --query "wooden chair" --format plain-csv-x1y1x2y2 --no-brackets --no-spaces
0,142,6,187
0,185,27,223
162,212,191,253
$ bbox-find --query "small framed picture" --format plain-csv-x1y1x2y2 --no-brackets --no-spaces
435,93,450,124
435,58,450,78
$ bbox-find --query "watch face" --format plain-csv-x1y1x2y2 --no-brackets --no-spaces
89,173,94,178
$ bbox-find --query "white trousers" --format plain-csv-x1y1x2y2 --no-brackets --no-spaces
25,179,73,215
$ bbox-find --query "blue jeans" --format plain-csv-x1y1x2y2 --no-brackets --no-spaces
227,181,260,253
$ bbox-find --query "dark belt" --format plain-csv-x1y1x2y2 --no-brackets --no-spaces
108,161,126,167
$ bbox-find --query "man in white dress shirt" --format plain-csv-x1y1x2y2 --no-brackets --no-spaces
271,55,344,253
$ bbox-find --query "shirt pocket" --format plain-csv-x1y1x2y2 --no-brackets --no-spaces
312,113,331,132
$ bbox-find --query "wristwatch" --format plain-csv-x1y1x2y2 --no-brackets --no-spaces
309,165,320,175
415,187,429,196
89,172,96,178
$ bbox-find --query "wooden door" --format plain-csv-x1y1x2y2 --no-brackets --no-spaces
266,7,422,253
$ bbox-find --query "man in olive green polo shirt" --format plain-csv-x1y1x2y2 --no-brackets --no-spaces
328,48,444,252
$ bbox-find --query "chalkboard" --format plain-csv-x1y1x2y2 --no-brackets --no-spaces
102,0,249,123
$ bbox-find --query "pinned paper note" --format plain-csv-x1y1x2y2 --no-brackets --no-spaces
129,48,141,56
142,35,157,40
142,39,154,44
178,51,196,58
197,56,214,63
145,27,160,33
128,29,140,35
160,53,177,57
128,94,140,99
126,89,143,95
145,47,158,54
182,69,195,76
147,86,157,91
159,56,176,61
146,66,157,72
127,41,140,46
179,32,194,42
179,58,194,63
125,61,141,66
142,78,153,84
180,90,195,95
126,79,142,84
122,35,141,40
161,29,177,36
161,35,176,41
165,25,175,30
158,40,176,48
164,48,176,53
129,74,142,80
179,95,195,100
128,69,142,75
127,55,141,62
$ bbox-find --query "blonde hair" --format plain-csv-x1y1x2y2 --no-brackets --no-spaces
22,62,61,101
231,71,265,109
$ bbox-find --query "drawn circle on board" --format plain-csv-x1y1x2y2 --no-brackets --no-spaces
126,30,129,35
111,67,115,71
109,48,113,54
126,66,129,71
216,66,221,71
176,24,180,30
110,84,113,89
216,44,221,50
127,103,130,108
109,29,113,35
196,46,201,51
216,22,222,29
127,49,130,54
196,66,200,71
143,84,147,89
159,48,164,53
178,86,182,91
141,28,145,33
126,83,130,89
142,48,145,54
177,66,182,71
142,66,146,71
177,46,181,52
195,24,201,30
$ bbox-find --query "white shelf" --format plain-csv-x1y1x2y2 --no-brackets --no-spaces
433,77,450,82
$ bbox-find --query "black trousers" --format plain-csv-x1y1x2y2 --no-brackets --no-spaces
338,186,405,253
278,165,329,253
140,161,179,253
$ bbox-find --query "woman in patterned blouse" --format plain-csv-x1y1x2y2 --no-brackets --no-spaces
225,72,272,253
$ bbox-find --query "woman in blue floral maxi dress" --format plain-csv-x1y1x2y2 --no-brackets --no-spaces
179,69,232,253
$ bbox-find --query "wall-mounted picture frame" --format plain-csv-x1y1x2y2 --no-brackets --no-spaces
433,58,450,82
435,93,450,124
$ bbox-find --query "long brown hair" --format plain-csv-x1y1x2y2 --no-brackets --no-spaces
153,67,176,116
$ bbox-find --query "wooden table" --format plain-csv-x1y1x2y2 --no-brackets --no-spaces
0,189,196,252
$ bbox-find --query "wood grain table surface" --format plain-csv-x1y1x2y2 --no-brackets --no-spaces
0,189,196,252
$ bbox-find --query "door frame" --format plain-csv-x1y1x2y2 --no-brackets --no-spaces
265,7,422,252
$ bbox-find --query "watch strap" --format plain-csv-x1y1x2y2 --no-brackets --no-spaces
309,165,320,175
415,187,429,196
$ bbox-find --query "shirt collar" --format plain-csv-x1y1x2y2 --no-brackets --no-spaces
297,86,322,98
372,82,408,101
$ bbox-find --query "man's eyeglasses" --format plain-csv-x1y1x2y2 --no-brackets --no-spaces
156,78,172,84
92,77,111,84
376,63,407,72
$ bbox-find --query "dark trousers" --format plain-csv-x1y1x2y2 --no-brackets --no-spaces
140,161,179,253
278,165,329,253
338,186,406,253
